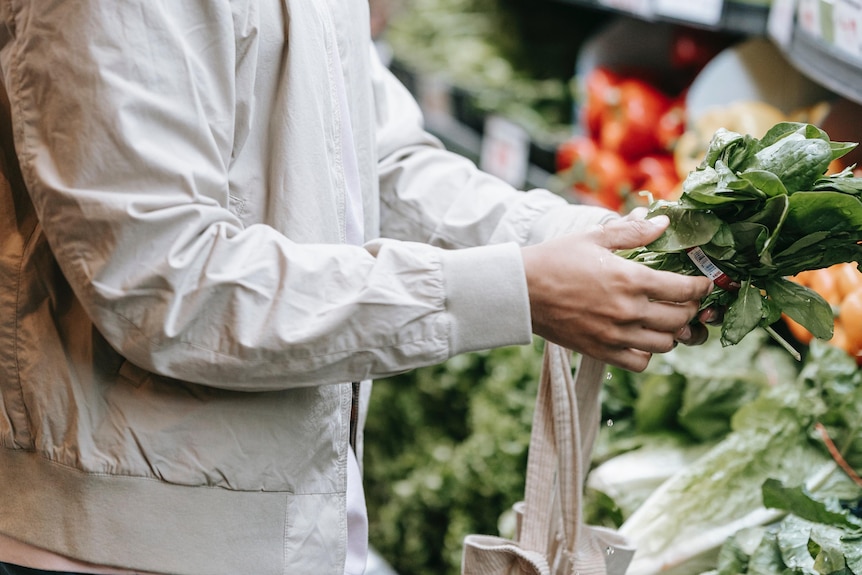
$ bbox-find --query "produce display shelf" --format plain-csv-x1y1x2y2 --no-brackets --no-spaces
389,58,560,190
424,112,557,190
781,29,862,109
548,0,769,35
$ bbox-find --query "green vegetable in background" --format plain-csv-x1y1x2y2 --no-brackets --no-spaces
620,122,862,355
607,339,862,575
585,325,799,529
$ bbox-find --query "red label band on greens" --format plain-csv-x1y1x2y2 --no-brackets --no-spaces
685,246,740,291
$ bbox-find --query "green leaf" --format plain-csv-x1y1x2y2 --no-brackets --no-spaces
716,527,768,575
646,205,724,252
760,296,783,327
702,128,753,171
774,516,818,573
746,531,786,575
739,169,789,198
763,277,834,340
784,191,862,238
727,221,769,272
757,121,825,148
634,372,685,433
771,230,832,260
682,163,765,214
774,515,862,575
741,194,790,263
683,168,734,206
722,281,763,345
752,137,833,194
830,141,858,162
772,235,862,277
762,479,862,530
814,174,862,195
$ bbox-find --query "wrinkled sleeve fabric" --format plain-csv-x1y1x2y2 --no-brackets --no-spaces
0,1,562,391
371,48,617,248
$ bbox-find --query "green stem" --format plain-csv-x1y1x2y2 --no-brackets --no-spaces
764,325,802,361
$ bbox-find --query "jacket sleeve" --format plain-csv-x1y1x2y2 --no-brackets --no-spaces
0,1,546,390
371,46,618,249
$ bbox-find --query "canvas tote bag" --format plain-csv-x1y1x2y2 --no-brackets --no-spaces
461,343,635,575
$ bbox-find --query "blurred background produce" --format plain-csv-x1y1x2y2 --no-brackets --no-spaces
363,2,862,574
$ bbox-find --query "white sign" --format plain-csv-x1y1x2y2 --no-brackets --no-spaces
654,0,723,26
597,0,654,19
834,0,862,59
797,0,823,38
768,0,797,47
479,116,530,189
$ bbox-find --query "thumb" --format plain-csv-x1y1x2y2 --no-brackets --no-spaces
593,214,670,251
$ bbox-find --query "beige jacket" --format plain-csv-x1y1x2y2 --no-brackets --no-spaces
0,0,614,573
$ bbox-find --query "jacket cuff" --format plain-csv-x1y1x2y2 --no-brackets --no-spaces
440,242,532,356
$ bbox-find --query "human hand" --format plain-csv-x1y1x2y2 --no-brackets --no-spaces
521,210,714,372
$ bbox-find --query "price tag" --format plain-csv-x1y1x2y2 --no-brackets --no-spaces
597,0,654,19
834,0,862,59
768,0,797,46
479,115,530,189
654,0,723,26
797,0,823,38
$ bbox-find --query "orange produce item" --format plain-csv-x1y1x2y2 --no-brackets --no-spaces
785,263,862,365
838,288,862,360
783,313,814,346
834,262,862,299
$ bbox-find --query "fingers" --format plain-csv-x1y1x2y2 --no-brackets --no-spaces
602,348,653,373
637,299,704,334
698,305,725,326
590,214,670,252
522,222,720,371
640,268,714,304
676,322,709,346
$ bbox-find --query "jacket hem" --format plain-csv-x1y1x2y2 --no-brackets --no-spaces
0,449,342,575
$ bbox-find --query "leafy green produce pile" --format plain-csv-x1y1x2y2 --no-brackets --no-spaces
382,0,607,139
364,318,862,575
620,122,862,353
593,338,862,575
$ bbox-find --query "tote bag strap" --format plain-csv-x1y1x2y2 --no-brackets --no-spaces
519,344,631,575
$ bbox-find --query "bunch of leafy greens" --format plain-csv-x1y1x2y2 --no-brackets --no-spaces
597,339,862,575
620,122,862,352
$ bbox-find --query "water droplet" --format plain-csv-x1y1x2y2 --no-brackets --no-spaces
606,546,615,556
606,419,614,427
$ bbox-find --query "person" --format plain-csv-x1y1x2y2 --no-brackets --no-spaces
0,2,714,575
